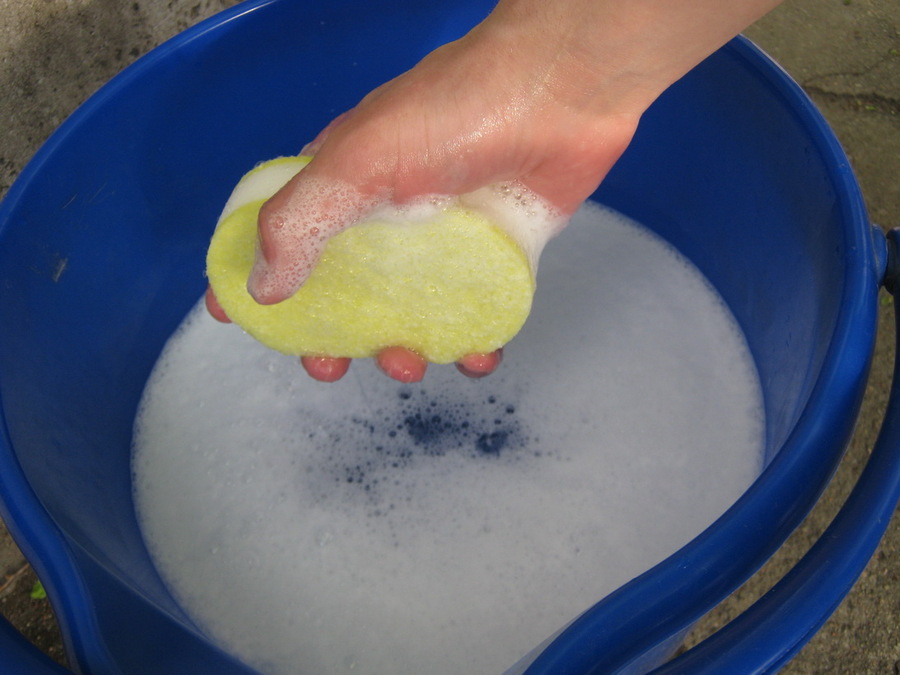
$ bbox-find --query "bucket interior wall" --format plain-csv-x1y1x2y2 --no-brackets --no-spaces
0,0,865,671
599,49,848,458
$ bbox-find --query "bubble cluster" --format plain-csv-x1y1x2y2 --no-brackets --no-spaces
248,175,382,300
242,158,566,302
460,180,568,272
278,383,547,531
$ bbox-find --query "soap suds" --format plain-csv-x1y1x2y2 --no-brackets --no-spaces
134,202,765,674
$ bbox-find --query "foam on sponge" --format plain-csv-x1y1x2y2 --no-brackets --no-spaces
206,156,539,364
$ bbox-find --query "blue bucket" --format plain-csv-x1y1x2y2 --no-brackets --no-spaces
2,0,899,673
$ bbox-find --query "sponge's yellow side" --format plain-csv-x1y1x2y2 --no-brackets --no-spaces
206,159,535,364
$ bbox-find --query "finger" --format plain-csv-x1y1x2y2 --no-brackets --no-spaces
205,285,231,323
300,355,352,382
247,166,376,305
376,346,427,383
455,348,503,378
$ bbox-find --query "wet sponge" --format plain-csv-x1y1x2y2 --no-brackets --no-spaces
206,156,535,364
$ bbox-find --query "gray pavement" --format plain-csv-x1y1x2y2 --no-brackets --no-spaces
0,0,897,672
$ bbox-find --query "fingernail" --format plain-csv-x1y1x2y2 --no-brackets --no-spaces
377,347,427,383
301,356,352,382
204,286,232,323
456,349,503,378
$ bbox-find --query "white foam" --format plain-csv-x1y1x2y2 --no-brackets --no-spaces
246,175,380,301
233,160,564,300
133,201,765,674
219,159,307,223
459,181,567,273
363,179,567,275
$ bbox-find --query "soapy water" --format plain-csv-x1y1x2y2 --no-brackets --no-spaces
132,201,765,674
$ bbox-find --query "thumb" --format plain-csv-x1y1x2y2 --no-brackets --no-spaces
246,160,378,305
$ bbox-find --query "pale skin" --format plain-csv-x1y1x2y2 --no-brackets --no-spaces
206,0,784,383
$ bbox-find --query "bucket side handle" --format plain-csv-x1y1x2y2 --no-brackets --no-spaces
651,227,900,674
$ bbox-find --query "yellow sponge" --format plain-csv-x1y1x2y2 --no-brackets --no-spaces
206,156,535,364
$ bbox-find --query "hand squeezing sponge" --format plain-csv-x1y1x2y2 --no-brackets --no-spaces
206,156,541,364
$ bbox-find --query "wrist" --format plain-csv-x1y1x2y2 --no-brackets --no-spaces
470,0,666,119
474,0,782,117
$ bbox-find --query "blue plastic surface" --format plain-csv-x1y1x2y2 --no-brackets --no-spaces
0,607,69,674
0,0,887,673
652,247,900,672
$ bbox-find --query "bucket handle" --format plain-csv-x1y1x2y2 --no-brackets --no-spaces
649,228,900,674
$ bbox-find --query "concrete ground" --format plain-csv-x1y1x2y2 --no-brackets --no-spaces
0,0,897,672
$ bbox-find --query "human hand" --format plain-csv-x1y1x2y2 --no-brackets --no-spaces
206,14,640,382
205,285,505,382
208,0,782,383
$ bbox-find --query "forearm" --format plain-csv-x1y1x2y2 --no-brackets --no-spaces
474,0,785,115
